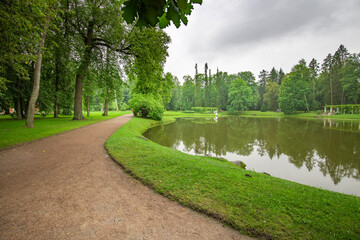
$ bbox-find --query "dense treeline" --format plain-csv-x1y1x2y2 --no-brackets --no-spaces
0,0,201,124
166,44,360,114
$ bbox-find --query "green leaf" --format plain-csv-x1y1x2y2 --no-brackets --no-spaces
159,13,171,29
122,0,138,24
180,15,188,25
177,0,187,11
167,4,181,28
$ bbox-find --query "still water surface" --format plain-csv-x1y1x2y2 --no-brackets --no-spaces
143,117,360,196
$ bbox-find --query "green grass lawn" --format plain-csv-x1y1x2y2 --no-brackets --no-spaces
0,111,131,149
106,115,360,240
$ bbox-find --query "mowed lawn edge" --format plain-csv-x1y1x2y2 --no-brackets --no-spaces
0,111,131,149
106,115,360,240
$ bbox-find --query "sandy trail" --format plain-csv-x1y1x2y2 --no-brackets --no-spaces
0,115,251,240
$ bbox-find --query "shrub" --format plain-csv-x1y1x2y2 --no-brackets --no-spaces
120,103,129,111
129,94,164,120
260,104,267,112
61,108,72,116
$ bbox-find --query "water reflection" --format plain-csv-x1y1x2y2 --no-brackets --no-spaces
144,117,360,195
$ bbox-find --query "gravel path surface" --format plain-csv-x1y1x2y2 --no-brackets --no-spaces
0,115,251,240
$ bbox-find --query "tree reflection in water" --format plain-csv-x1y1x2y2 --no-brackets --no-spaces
144,117,360,190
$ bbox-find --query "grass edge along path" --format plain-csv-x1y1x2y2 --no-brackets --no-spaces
106,116,360,240
0,111,131,149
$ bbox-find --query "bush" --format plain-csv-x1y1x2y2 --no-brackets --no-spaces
61,108,72,116
120,103,129,111
260,104,267,112
129,94,164,120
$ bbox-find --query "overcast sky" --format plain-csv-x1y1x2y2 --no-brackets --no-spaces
163,0,360,83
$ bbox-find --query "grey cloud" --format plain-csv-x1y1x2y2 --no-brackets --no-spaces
206,0,360,51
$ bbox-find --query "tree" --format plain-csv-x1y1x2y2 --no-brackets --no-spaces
279,60,312,114
25,1,58,128
181,75,195,110
278,68,285,85
340,53,360,104
227,78,254,112
309,58,320,110
258,70,268,107
263,82,280,111
268,67,278,83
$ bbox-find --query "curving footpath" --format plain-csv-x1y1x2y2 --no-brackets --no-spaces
0,114,251,240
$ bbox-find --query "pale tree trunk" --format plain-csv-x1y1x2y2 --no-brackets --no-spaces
114,90,119,111
25,21,49,128
103,88,109,116
87,96,90,117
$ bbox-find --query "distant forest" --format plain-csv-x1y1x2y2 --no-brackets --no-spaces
166,44,360,114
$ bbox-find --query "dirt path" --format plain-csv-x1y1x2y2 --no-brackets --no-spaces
0,115,251,240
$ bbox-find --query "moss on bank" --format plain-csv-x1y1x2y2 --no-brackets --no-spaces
106,115,360,240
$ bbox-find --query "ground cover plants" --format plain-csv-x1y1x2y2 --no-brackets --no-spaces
106,113,360,240
0,111,130,149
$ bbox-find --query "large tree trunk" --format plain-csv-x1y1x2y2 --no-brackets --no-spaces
25,21,49,128
72,21,94,120
73,74,85,120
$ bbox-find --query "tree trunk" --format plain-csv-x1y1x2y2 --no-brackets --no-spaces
54,61,59,118
87,96,90,117
73,74,85,120
114,90,119,111
103,88,109,116
341,88,345,105
72,21,94,120
25,20,49,128
14,97,22,120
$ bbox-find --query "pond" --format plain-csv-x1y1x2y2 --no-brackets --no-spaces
143,117,360,196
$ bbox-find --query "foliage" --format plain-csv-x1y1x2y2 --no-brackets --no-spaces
122,0,203,28
129,94,165,120
279,60,312,114
120,103,129,111
263,81,280,111
260,104,267,112
227,78,254,112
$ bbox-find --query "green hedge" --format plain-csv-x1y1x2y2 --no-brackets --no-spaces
191,107,218,113
325,104,360,114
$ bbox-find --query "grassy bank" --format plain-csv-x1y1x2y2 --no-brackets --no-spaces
0,111,130,149
106,116,360,240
